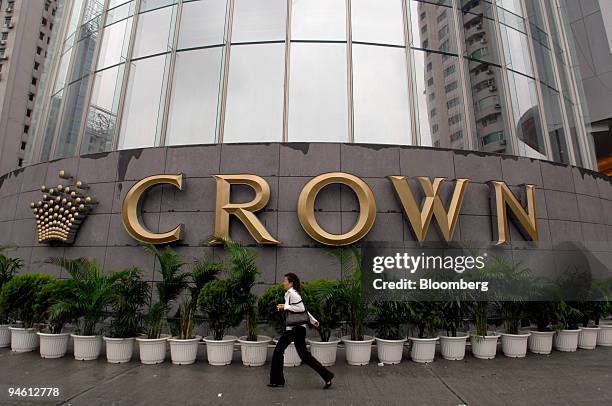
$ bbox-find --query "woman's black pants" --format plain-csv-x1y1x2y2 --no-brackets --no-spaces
269,326,333,385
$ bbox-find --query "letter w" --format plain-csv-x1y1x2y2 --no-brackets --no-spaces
388,176,469,242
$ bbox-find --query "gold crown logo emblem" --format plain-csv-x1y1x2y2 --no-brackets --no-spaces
30,170,96,244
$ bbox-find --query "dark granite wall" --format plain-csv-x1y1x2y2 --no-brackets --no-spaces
0,143,610,294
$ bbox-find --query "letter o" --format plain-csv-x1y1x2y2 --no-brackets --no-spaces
297,172,376,246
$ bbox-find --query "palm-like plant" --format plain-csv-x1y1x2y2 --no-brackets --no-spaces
223,238,261,341
372,300,409,340
107,268,149,338
0,245,22,324
144,244,189,338
198,279,242,340
313,246,369,341
407,301,443,338
0,273,54,328
47,258,119,336
303,280,347,342
36,278,74,334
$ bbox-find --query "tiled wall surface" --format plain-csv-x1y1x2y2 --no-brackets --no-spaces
1,143,611,291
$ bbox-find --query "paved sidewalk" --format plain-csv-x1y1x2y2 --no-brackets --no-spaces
0,344,611,406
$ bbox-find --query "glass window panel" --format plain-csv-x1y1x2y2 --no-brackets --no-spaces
119,54,168,149
352,45,411,144
178,0,228,49
410,1,457,54
97,18,133,70
40,91,64,161
105,1,135,26
55,77,91,159
82,65,125,154
224,44,285,142
507,71,546,159
352,0,404,46
460,9,501,65
291,0,346,41
132,6,175,59
166,48,224,145
53,49,73,92
109,0,131,8
232,0,287,43
499,25,533,76
141,0,176,12
288,43,348,142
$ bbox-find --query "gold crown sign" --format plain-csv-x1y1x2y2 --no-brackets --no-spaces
30,170,96,244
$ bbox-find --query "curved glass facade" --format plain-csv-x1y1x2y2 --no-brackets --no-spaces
26,0,597,169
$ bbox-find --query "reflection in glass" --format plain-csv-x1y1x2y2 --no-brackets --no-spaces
291,0,346,41
352,45,411,144
141,0,176,12
40,91,64,161
507,71,546,159
178,0,228,49
224,44,285,142
105,1,135,26
82,65,126,154
288,43,348,142
132,6,175,59
499,24,533,76
55,78,91,159
352,0,404,46
96,18,133,70
166,48,224,145
119,54,169,149
232,0,287,43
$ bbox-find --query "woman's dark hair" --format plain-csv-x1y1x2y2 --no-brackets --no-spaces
284,273,302,295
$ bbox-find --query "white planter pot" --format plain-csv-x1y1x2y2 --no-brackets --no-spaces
238,335,272,367
528,330,555,355
410,337,438,363
439,334,468,361
9,327,38,352
71,334,102,360
273,339,302,367
342,335,374,366
38,332,70,358
204,336,237,366
168,336,201,365
470,333,500,359
375,337,406,364
597,325,612,347
554,329,579,352
501,332,530,358
0,324,11,348
104,337,135,363
136,335,169,365
307,337,340,367
578,327,600,350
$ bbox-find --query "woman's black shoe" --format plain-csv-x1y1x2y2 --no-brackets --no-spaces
267,383,284,388
323,373,335,389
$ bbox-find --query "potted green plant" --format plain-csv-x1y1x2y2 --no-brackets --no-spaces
373,300,408,364
104,268,149,363
48,258,119,360
136,244,189,365
0,273,53,352
316,246,373,366
468,300,500,359
552,301,582,352
258,284,300,367
407,301,442,363
304,280,345,366
576,277,612,349
439,299,469,361
36,278,74,358
216,239,272,367
592,277,612,346
168,299,201,365
526,301,557,354
0,246,22,348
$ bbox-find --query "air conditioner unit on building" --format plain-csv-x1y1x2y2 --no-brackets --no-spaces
495,103,501,109
0,40,6,45
480,37,487,44
6,7,13,12
0,55,8,60
500,140,507,146
489,85,497,92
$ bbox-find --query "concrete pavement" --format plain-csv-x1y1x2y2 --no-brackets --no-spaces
0,344,611,406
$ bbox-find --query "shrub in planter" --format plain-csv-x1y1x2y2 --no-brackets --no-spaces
104,268,149,363
439,299,469,361
552,301,582,352
0,273,54,352
0,247,22,348
168,300,202,365
258,284,298,366
136,244,190,364
36,279,74,358
372,301,408,365
526,301,556,355
303,280,345,366
199,279,241,365
48,258,119,360
407,301,441,363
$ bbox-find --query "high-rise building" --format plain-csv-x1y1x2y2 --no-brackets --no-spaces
566,1,612,175
0,0,58,175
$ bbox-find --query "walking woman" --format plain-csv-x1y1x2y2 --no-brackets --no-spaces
268,273,335,389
